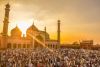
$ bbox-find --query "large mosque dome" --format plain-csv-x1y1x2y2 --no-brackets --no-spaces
39,31,50,40
27,23,39,32
26,23,39,38
11,26,22,38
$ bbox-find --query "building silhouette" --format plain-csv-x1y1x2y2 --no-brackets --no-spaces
0,4,61,49
80,40,93,49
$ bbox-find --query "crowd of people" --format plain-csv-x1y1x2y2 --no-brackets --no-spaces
0,48,100,67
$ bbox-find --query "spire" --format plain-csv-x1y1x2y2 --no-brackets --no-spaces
57,20,61,45
32,21,34,25
16,24,18,27
44,26,47,44
1,4,10,49
44,26,46,33
32,21,36,27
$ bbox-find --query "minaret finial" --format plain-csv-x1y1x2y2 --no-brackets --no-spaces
6,3,10,8
58,20,60,23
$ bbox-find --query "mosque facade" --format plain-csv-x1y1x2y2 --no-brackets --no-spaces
0,4,61,49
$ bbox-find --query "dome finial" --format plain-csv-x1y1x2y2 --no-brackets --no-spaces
16,24,18,27
32,21,34,25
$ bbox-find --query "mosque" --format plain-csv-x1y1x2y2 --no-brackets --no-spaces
0,4,61,49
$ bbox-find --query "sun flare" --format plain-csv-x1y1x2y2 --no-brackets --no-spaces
17,22,31,35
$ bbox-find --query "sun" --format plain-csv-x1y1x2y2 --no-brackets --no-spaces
17,22,31,35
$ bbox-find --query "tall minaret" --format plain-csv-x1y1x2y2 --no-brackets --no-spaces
57,20,61,45
1,3,10,49
3,3,10,36
44,26,46,44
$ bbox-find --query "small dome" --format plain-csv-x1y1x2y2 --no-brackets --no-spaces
11,26,22,37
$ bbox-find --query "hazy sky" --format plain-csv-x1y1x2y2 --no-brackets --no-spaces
0,0,100,44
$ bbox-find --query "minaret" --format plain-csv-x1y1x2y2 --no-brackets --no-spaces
57,20,61,45
44,26,46,44
1,3,10,49
3,3,10,36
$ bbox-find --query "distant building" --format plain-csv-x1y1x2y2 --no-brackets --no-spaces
80,40,93,49
60,43,80,49
92,44,100,50
0,4,61,49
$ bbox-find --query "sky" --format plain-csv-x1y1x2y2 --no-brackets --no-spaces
0,0,100,44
